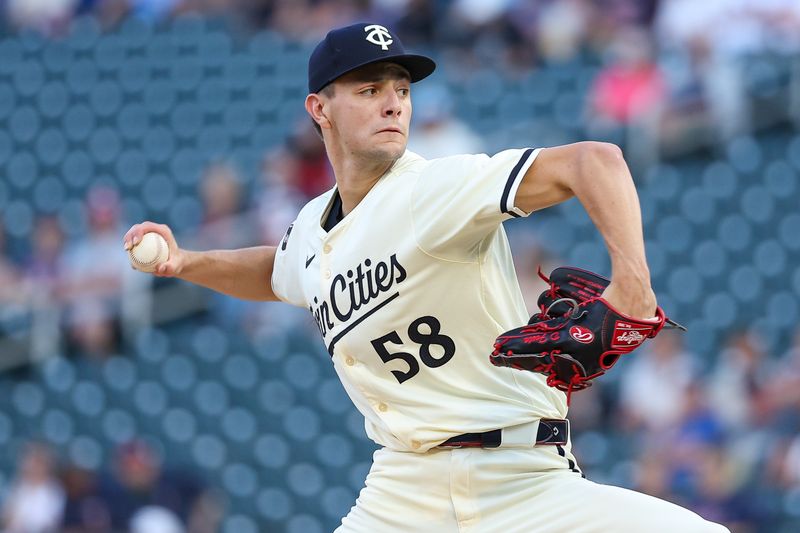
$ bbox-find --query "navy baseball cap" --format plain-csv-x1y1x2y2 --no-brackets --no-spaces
308,23,436,94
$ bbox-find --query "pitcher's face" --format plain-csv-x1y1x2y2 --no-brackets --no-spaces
320,62,412,163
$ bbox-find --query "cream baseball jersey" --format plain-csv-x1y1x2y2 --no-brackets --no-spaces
272,148,567,452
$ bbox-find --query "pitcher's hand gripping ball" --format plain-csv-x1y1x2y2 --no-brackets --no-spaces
128,232,169,273
490,266,685,402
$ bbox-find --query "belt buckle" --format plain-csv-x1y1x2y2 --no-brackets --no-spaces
537,418,569,446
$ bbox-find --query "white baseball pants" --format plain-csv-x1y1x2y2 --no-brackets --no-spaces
335,442,730,532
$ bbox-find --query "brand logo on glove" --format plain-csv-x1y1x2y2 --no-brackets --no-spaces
612,321,649,348
617,331,645,344
569,326,594,344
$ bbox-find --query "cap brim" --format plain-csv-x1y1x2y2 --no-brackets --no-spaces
384,54,436,83
314,53,436,93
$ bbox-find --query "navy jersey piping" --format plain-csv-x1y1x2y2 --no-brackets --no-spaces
500,148,534,218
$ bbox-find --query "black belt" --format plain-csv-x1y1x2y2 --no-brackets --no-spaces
439,419,569,448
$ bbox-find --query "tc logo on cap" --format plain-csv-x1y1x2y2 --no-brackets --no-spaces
365,24,393,50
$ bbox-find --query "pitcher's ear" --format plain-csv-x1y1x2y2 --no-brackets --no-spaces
305,93,331,131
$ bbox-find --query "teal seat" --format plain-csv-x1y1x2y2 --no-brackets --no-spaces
701,161,738,200
692,240,727,278
668,267,701,304
256,486,293,521
37,81,69,119
726,135,762,174
284,406,321,443
286,514,325,533
718,214,752,252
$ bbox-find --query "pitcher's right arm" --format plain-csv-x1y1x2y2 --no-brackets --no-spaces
123,221,279,302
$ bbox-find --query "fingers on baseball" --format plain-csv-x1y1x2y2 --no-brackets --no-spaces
123,221,174,251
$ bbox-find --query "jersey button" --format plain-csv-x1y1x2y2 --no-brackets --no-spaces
324,269,331,279
345,356,355,366
411,440,421,450
378,403,388,412
323,244,332,254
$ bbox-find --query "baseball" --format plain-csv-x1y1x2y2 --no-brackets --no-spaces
129,232,169,273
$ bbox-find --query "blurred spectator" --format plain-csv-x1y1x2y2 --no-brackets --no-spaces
747,0,800,54
23,217,67,360
102,440,220,533
0,223,19,290
449,0,511,29
256,147,307,247
59,465,111,533
708,330,773,430
592,0,660,47
770,326,800,429
195,161,255,250
233,0,275,29
24,217,65,296
688,446,757,530
619,329,696,432
394,0,438,46
0,222,27,336
0,442,65,533
263,0,372,41
587,26,665,168
664,382,726,497
129,506,185,533
534,0,591,63
284,122,335,200
506,232,554,317
407,83,484,159
633,448,673,501
589,27,666,125
61,186,129,358
654,0,752,143
252,139,327,334
780,432,800,487
194,162,259,327
602,0,660,28
4,0,76,36
129,0,183,20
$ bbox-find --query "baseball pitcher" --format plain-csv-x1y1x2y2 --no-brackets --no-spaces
124,23,728,533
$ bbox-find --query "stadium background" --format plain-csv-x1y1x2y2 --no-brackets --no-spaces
1,1,799,532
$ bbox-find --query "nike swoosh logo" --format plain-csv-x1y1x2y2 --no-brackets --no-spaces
305,254,315,268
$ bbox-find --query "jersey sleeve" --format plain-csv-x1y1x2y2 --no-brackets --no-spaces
411,147,541,260
271,219,307,308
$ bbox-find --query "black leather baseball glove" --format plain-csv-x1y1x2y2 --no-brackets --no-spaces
490,266,685,403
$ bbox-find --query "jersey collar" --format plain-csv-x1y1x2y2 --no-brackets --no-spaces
318,150,425,232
